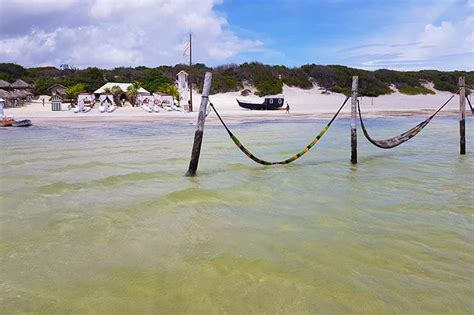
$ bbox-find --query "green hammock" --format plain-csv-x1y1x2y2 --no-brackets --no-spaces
209,96,349,165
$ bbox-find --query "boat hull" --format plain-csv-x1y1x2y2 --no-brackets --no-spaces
12,120,32,127
237,97,284,110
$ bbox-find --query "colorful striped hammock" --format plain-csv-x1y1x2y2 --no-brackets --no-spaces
210,96,350,165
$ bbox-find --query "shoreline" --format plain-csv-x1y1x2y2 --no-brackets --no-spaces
2,110,466,129
3,85,469,127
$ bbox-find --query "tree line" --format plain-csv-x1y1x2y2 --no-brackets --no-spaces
0,62,471,97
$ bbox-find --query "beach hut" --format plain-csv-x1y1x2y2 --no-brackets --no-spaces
51,94,62,111
49,84,68,98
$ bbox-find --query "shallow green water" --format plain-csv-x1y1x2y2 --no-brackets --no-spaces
1,117,473,314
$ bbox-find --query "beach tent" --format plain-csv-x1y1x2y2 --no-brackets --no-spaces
77,93,95,105
99,94,115,105
138,94,154,105
153,93,174,107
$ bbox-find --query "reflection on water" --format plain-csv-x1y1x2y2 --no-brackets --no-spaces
1,117,473,313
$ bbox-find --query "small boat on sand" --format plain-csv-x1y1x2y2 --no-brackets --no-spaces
12,120,32,127
1,118,14,127
1,118,32,127
237,97,284,110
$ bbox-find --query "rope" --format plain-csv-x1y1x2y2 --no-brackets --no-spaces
358,91,457,149
466,94,474,114
205,102,212,117
209,96,350,165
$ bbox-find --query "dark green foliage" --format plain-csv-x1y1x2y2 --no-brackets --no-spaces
211,72,242,94
0,63,27,81
65,83,87,100
397,84,435,95
0,62,472,97
139,68,172,92
32,77,61,95
281,68,312,89
238,62,284,96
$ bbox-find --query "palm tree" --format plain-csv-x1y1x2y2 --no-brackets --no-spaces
110,85,123,106
126,82,140,106
156,83,179,100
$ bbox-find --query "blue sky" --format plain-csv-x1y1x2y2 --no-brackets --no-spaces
0,0,472,70
215,0,473,69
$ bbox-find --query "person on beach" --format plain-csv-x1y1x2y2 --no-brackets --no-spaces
285,102,290,113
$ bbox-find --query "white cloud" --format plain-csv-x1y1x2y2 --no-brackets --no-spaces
336,0,473,70
341,16,473,71
0,0,263,68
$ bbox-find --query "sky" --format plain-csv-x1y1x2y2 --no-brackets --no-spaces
0,0,472,70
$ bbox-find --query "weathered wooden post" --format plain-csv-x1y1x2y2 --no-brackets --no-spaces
459,77,466,155
351,76,358,164
186,72,213,176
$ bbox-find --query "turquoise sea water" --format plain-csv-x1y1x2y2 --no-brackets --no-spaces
1,117,473,314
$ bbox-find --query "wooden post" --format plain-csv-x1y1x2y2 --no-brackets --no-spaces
459,77,466,155
351,76,358,164
186,72,213,176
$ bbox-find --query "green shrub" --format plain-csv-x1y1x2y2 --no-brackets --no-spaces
398,84,435,95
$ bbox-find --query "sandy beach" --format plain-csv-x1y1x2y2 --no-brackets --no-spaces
3,85,466,127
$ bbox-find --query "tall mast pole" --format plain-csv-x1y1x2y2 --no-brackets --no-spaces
189,32,193,112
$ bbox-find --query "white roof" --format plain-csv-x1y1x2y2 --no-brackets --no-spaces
94,82,149,94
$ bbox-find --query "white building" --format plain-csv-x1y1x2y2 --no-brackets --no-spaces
176,70,189,106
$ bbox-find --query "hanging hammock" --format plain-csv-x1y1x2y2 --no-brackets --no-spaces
358,93,457,149
209,96,350,165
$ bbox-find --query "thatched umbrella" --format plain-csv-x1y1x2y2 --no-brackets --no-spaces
0,80,11,89
0,89,16,107
11,79,31,89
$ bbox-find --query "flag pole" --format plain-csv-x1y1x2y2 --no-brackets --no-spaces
189,32,193,112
